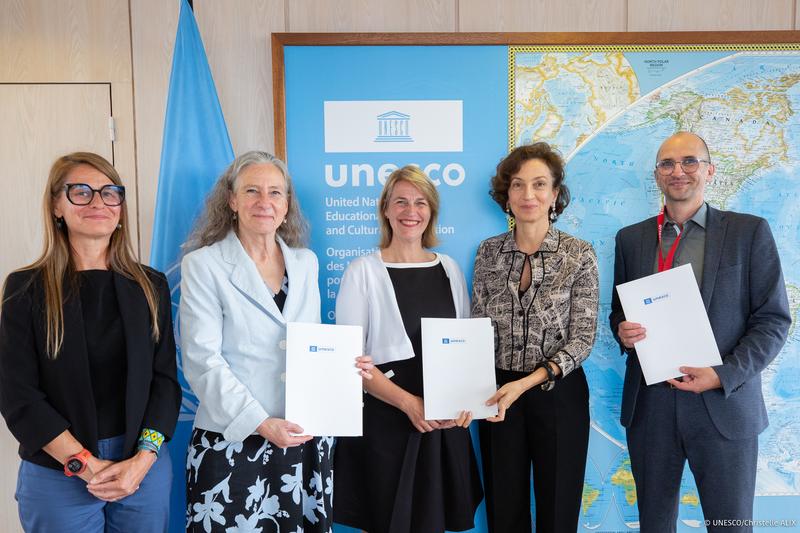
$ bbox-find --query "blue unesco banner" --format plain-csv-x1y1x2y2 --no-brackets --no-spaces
284,45,509,324
284,44,507,533
280,38,800,532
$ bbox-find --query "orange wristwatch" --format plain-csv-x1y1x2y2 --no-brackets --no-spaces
64,449,91,477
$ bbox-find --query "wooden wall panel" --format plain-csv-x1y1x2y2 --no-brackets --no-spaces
130,0,179,263
112,84,140,247
195,0,285,155
628,0,795,31
0,0,139,250
458,0,627,32
0,0,131,82
796,0,800,29
0,83,114,297
288,0,456,32
0,425,21,532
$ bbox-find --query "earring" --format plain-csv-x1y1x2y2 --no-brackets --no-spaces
549,204,557,223
55,216,64,229
506,206,516,232
117,223,122,230
232,211,238,221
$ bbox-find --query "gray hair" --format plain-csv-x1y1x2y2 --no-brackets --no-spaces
183,151,309,252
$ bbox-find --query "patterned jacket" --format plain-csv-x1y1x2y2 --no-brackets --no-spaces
471,227,599,389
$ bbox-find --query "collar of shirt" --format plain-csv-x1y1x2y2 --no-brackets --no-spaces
665,201,708,232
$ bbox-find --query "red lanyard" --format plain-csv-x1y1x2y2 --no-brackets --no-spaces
657,207,683,272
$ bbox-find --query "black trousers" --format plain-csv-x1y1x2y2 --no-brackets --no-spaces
479,367,590,533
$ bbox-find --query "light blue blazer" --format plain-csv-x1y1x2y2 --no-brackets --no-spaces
180,230,321,442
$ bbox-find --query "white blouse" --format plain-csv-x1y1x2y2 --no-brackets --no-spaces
335,251,470,365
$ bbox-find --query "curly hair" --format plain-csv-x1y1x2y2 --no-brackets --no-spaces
183,151,309,252
490,142,571,221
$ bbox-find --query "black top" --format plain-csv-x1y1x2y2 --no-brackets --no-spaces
273,272,288,312
78,270,127,439
0,267,181,470
333,259,483,533
385,261,456,396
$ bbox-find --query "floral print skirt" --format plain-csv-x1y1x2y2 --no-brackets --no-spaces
186,428,333,533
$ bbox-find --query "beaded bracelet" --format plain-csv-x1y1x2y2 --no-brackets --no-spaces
137,428,165,457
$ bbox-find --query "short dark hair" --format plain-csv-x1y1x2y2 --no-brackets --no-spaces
490,142,571,221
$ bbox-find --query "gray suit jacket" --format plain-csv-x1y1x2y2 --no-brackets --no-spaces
610,206,791,439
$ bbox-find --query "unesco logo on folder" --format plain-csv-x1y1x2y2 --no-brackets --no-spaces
441,338,466,344
643,293,670,305
309,345,334,353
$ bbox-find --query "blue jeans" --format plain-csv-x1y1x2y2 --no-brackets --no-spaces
15,435,172,533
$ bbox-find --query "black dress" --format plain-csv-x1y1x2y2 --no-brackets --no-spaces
334,261,483,533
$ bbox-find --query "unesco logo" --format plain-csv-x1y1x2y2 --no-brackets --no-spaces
375,111,413,142
643,293,669,305
441,338,466,344
324,100,462,153
309,345,334,353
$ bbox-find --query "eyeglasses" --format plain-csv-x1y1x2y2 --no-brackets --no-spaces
655,157,710,175
63,183,126,206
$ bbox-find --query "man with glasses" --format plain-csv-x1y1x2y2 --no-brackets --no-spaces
609,132,791,532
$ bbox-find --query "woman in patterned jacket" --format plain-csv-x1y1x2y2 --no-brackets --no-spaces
472,142,599,533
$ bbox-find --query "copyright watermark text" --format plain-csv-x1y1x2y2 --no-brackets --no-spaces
704,519,797,527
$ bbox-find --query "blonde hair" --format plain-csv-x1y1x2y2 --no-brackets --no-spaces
5,152,160,358
378,165,440,249
183,151,309,252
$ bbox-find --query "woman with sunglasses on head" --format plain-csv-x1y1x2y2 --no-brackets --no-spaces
0,152,181,532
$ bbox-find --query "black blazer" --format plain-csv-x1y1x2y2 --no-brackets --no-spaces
0,267,181,470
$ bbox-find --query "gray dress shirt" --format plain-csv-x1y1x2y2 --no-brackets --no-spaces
655,202,708,286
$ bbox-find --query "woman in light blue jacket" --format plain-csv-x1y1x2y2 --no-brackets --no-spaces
180,151,371,532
